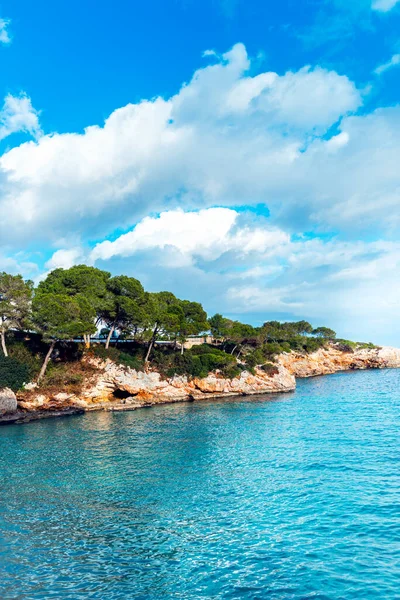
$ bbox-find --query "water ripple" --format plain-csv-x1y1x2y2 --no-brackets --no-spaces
1,369,400,599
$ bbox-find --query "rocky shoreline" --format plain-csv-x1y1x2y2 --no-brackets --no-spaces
1,344,400,425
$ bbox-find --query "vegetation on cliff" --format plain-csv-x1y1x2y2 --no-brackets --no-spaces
0,266,375,393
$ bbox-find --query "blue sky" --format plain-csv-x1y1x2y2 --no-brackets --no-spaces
1,0,400,344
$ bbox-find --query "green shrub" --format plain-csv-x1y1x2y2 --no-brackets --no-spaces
260,362,279,376
44,365,84,388
357,342,379,350
335,338,357,349
91,345,120,361
116,351,144,371
245,349,265,369
334,340,378,353
0,355,30,391
302,337,326,353
189,344,217,355
280,342,292,353
262,342,284,360
154,345,238,379
334,341,355,353
8,342,42,379
91,345,144,371
222,364,242,379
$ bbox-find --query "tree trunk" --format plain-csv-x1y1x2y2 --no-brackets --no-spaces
181,342,184,355
83,334,91,349
37,340,56,384
230,345,237,355
145,326,158,363
105,324,115,349
0,330,8,357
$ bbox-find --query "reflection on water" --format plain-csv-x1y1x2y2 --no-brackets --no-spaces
1,369,399,599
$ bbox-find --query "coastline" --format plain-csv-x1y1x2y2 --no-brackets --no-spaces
2,344,400,426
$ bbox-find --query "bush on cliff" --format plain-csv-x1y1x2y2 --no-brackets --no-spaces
91,344,144,371
260,362,280,376
333,340,379,353
90,343,238,378
8,341,42,379
0,355,30,391
302,337,326,354
153,345,238,379
262,342,286,360
245,349,266,369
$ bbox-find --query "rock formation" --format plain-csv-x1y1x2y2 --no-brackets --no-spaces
0,388,18,415
18,359,296,413
10,344,400,422
278,345,400,378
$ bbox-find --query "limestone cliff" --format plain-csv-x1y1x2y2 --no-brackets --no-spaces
13,344,400,420
18,359,295,413
278,345,400,378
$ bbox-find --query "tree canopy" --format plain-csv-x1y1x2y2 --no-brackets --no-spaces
0,272,33,357
37,265,112,347
101,275,146,348
312,327,336,339
0,264,340,386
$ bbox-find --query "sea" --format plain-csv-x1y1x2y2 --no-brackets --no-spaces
1,369,399,599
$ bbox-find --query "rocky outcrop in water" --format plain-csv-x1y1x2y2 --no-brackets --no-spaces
0,388,17,415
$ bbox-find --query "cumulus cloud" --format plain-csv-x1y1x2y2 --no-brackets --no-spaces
90,207,289,266
374,53,400,75
0,18,11,44
0,44,363,246
372,0,400,12
0,94,41,141
45,248,84,271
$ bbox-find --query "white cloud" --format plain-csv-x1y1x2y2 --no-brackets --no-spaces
45,248,84,271
0,18,11,44
202,49,218,58
374,53,400,75
90,207,289,266
38,202,400,344
372,0,400,12
87,211,400,344
0,94,41,141
0,44,362,247
256,66,360,130
1,43,400,343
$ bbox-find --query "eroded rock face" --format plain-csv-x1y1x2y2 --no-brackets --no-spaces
15,344,400,416
377,346,400,368
0,388,18,415
81,360,296,406
278,345,400,378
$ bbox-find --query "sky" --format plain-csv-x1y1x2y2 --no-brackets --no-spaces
1,0,400,345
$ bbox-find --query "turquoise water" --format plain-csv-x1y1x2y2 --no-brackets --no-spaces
1,370,400,599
